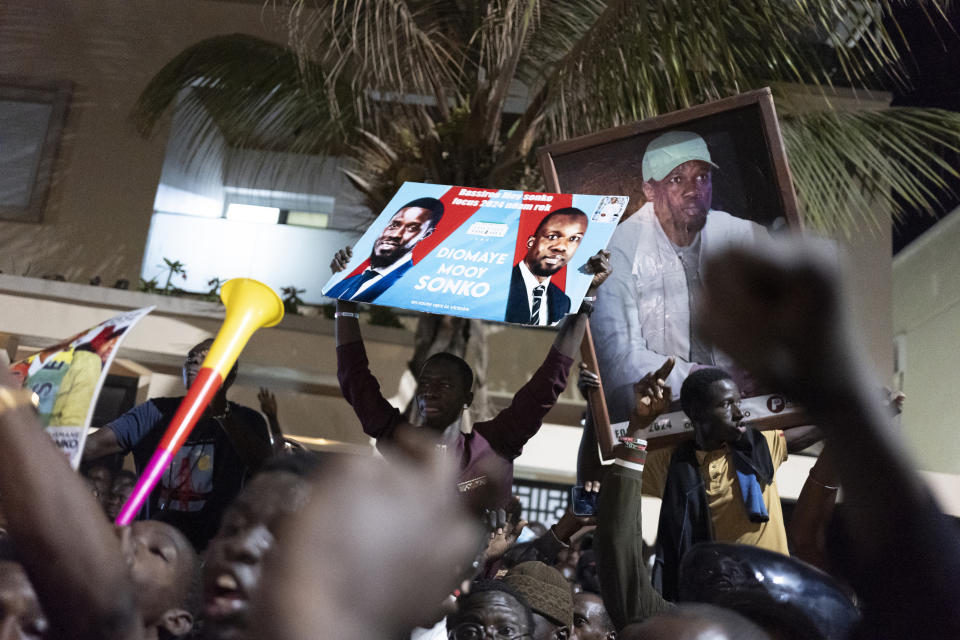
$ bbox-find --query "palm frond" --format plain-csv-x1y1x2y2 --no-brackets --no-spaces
783,107,960,234
529,0,952,141
285,0,464,125
131,34,354,159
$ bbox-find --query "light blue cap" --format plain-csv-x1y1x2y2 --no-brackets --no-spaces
642,130,718,182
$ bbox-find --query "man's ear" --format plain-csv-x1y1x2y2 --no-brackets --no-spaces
157,608,193,637
642,181,656,201
555,627,571,640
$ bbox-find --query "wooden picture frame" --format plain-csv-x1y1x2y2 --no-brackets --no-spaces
537,88,801,457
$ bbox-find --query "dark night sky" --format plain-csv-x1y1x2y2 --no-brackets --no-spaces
887,4,960,253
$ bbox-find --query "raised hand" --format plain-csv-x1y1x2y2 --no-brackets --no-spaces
584,250,612,292
254,452,481,640
258,387,278,418
330,246,353,275
697,238,854,407
577,362,601,400
629,357,674,432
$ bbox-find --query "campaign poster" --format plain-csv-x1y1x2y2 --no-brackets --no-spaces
322,182,627,325
9,306,154,468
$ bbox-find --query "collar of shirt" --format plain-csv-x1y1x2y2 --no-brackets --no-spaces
518,260,551,326
355,252,414,296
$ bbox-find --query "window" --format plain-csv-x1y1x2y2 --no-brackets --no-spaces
0,79,71,222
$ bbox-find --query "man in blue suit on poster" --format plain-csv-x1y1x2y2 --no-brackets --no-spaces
326,197,445,302
505,207,589,326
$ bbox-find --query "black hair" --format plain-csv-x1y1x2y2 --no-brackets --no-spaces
421,352,474,391
449,579,536,633
680,368,734,422
185,339,239,385
400,197,445,231
533,207,588,236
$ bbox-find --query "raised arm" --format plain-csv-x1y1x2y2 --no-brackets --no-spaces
330,246,403,441
698,238,960,638
331,246,362,347
0,371,141,640
595,444,673,629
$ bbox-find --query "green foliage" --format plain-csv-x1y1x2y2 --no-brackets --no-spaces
203,277,225,302
133,1,960,234
138,277,160,294
159,258,187,293
366,305,405,328
281,285,307,315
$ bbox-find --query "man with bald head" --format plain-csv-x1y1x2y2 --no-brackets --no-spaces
591,131,768,421
325,197,444,303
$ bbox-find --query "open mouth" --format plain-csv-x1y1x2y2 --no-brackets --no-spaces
542,256,565,268
204,573,248,618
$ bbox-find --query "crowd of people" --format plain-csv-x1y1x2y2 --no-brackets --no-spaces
1,237,959,640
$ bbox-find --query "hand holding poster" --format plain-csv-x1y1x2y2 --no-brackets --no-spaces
9,306,154,467
322,182,627,325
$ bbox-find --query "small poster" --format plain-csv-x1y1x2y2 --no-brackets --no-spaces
9,306,154,467
322,182,626,325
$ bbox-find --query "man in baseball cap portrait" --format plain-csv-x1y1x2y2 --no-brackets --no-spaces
641,131,720,248
590,130,769,421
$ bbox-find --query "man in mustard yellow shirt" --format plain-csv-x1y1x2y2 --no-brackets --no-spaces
634,364,819,600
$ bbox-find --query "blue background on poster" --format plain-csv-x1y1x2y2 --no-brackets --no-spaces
322,182,624,325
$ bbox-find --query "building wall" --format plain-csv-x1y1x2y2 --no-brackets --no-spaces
893,207,960,476
0,0,290,282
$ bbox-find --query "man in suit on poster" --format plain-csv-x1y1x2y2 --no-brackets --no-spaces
326,197,445,303
505,207,589,326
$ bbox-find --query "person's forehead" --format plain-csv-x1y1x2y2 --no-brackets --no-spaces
392,206,431,224
538,214,586,235
573,592,604,616
707,379,739,400
665,160,712,179
112,476,136,490
462,590,526,619
419,359,464,383
133,520,190,553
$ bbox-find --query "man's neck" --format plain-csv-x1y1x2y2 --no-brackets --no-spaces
206,393,229,418
654,209,704,247
369,251,412,274
519,260,550,286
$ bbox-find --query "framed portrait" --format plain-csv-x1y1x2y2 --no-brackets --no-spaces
536,88,802,455
0,78,72,223
538,88,800,231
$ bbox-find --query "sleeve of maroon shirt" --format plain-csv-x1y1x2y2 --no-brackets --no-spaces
475,346,573,460
336,341,402,442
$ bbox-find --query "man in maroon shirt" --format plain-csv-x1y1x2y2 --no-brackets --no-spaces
331,246,610,507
